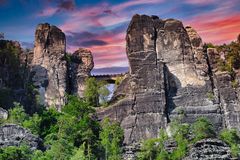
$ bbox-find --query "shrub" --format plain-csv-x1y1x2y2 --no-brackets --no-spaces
191,117,216,142
219,129,240,157
7,102,28,125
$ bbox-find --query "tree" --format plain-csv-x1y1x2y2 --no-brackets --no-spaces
8,102,28,125
0,145,32,160
62,95,94,118
44,138,75,160
70,143,87,160
191,117,216,142
84,78,110,107
100,118,124,160
84,77,100,107
23,113,42,135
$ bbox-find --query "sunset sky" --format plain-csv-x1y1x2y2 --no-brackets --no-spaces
0,0,240,74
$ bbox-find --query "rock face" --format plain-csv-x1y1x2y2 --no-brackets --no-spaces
184,138,232,160
31,23,67,110
0,108,8,119
97,14,223,149
68,48,94,97
0,124,42,150
207,48,240,131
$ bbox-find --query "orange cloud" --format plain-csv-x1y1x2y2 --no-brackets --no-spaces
185,14,240,44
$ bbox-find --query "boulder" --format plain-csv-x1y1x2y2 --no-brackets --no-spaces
184,138,232,160
0,124,42,150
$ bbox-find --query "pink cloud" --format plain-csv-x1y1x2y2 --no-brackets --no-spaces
112,0,164,12
37,7,58,17
184,0,217,5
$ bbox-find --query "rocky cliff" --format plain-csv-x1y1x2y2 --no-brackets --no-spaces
0,14,240,159
0,23,94,111
31,23,94,110
97,15,223,146
97,14,240,159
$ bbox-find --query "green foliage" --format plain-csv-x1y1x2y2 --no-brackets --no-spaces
84,77,110,107
71,143,87,160
138,129,169,160
219,129,240,157
7,102,28,125
100,118,124,160
38,107,61,139
84,77,100,107
203,43,215,52
231,79,239,88
115,76,124,88
0,145,32,160
138,138,159,160
44,138,75,160
63,95,94,118
23,113,42,135
206,92,214,101
191,117,216,142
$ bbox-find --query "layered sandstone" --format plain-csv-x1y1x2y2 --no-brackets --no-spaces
68,48,94,97
97,15,223,149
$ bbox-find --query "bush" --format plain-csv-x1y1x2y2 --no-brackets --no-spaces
219,129,240,157
191,117,216,142
7,102,28,125
0,145,32,160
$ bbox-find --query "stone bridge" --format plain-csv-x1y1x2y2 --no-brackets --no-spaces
91,73,127,84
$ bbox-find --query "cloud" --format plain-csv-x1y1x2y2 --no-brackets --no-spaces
37,0,75,17
184,1,240,44
37,7,58,17
57,0,75,12
80,40,108,47
184,0,217,5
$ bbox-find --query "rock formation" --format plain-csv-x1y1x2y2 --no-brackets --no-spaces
184,139,232,159
0,124,42,150
30,24,94,110
31,23,67,110
97,14,223,148
68,48,94,97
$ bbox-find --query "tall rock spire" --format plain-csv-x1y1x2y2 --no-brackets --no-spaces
31,23,67,110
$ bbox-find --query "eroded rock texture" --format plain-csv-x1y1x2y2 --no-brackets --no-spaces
68,48,94,97
207,48,240,131
97,14,223,149
31,23,67,110
184,139,232,160
0,124,42,150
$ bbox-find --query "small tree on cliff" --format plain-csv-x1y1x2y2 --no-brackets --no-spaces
100,118,124,160
84,78,110,107
84,77,100,107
